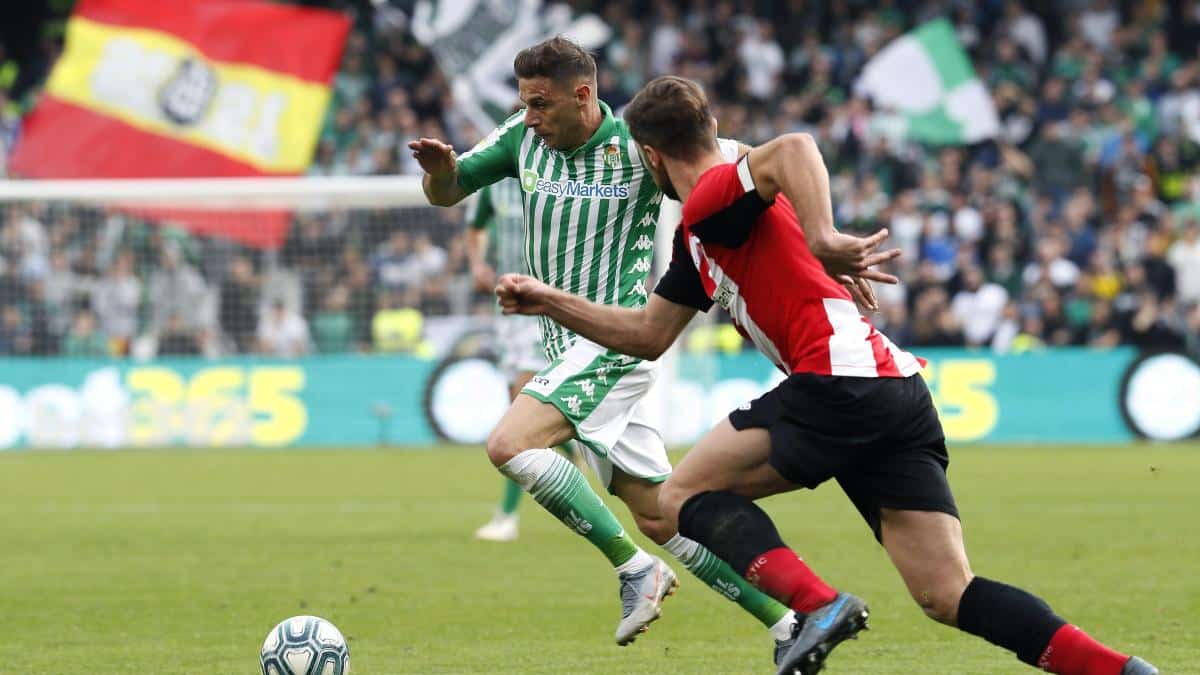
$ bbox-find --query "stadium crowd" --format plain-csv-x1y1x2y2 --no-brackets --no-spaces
1,0,1200,358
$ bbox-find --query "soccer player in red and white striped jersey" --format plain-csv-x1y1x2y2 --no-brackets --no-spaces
496,76,1156,675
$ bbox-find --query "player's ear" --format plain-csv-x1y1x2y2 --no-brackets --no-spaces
709,116,718,136
640,145,661,170
573,80,592,107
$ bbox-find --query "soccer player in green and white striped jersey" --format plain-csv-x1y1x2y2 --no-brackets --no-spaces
465,177,580,542
409,37,798,661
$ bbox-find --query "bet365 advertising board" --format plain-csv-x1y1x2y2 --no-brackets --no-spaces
0,347,1196,449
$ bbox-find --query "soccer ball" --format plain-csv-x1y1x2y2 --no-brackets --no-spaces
260,615,350,675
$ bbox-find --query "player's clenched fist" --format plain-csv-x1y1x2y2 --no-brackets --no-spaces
495,273,551,315
407,137,457,176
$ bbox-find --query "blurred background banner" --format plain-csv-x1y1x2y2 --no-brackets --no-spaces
10,0,350,179
856,19,1000,145
410,0,609,129
0,347,1146,450
7,0,351,250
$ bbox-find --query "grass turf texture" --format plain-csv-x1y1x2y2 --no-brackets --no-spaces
1,445,1196,674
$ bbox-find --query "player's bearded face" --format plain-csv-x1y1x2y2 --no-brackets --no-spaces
644,149,680,201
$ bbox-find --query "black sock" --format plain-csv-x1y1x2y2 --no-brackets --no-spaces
677,490,787,574
956,576,1066,666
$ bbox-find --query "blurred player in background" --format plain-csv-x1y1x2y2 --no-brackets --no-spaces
496,75,1159,675
465,176,581,542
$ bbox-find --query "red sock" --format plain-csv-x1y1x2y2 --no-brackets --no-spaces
744,547,838,614
1037,625,1129,675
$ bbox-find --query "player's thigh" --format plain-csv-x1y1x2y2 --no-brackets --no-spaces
486,393,575,464
660,418,793,523
879,508,973,624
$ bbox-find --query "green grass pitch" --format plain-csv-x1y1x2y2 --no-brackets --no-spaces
1,444,1197,674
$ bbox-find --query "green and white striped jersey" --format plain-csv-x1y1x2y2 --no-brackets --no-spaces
465,178,527,276
457,101,662,360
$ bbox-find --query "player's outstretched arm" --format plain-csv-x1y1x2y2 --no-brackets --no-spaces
408,137,469,206
746,133,899,284
496,274,696,361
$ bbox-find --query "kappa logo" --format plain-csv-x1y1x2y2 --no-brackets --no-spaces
159,57,218,126
632,279,648,297
632,235,654,251
561,394,583,415
631,257,652,273
595,364,611,385
580,380,596,400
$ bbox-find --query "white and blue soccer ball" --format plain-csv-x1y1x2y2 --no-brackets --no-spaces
260,615,350,675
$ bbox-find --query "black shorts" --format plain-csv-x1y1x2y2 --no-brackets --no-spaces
728,372,958,541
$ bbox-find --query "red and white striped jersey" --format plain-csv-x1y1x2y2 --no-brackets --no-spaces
653,154,923,378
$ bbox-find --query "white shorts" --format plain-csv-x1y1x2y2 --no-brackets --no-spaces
495,314,546,382
521,338,671,491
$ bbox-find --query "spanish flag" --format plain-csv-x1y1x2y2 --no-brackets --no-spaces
9,0,350,247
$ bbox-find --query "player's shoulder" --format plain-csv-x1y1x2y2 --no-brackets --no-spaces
461,110,529,159
681,162,742,225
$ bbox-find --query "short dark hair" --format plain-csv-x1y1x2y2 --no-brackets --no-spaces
624,76,717,160
513,37,597,83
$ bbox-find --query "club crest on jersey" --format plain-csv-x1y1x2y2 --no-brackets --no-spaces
159,57,217,126
604,143,621,169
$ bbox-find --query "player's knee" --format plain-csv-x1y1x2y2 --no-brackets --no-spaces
911,576,971,626
485,427,524,467
631,512,674,546
656,481,692,526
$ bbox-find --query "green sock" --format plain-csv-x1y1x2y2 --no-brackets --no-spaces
501,448,639,567
499,478,523,515
663,534,789,629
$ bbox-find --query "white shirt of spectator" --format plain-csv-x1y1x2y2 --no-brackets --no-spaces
738,24,784,100
1079,3,1118,52
1168,233,1200,304
953,205,984,242
258,309,310,358
1022,256,1081,289
952,281,1009,346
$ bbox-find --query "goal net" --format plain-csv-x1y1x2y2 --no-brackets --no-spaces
0,176,746,448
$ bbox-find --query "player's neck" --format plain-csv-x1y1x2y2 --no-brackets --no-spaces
668,149,727,202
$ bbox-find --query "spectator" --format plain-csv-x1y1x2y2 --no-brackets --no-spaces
147,243,208,332
91,251,140,355
157,313,201,356
61,308,108,357
219,254,259,353
312,286,353,353
0,303,31,354
1167,220,1200,304
257,300,310,358
951,265,1010,347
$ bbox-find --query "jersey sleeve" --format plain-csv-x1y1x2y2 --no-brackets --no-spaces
717,137,744,162
466,185,494,231
456,112,525,195
653,227,714,311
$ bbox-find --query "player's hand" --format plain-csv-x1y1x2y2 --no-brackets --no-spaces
838,274,880,313
496,273,552,316
471,262,496,293
812,228,901,284
407,137,457,177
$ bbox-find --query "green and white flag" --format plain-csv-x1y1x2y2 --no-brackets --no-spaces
411,1,610,131
855,19,999,145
